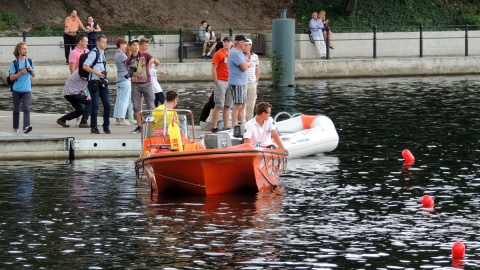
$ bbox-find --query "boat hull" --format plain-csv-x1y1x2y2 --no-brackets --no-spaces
137,145,287,195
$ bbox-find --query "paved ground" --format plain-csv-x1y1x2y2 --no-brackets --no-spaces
0,110,209,160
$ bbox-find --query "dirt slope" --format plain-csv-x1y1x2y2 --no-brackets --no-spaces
3,0,296,32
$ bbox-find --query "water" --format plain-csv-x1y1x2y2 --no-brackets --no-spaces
1,76,480,269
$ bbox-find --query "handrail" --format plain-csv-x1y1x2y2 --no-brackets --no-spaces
3,24,480,62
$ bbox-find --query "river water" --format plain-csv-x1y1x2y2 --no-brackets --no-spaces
1,76,479,269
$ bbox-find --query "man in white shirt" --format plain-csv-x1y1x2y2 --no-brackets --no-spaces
243,102,286,152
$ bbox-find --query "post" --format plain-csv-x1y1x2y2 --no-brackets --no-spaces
326,26,330,59
372,26,377,59
178,28,184,63
22,31,27,42
229,28,233,38
128,30,132,43
419,25,423,58
465,24,469,57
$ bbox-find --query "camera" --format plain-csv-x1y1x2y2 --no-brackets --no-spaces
124,66,137,79
100,71,108,87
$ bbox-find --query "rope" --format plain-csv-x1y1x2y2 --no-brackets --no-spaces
151,171,207,188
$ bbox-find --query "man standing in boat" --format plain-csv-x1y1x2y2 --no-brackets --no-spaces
243,102,287,152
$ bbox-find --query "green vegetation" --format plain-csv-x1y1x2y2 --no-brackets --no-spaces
269,51,285,86
294,0,480,32
0,8,20,30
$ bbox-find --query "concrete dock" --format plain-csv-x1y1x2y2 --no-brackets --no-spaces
0,110,207,160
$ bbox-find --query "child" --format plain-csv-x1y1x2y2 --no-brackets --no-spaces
150,63,168,107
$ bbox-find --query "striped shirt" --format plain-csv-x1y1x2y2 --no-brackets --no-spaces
247,53,259,83
62,70,88,96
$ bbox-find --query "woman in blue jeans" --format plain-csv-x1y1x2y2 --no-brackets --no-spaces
113,38,134,125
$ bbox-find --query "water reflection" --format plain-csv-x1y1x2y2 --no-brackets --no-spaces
1,76,480,268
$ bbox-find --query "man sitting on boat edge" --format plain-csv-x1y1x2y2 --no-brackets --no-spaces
243,102,288,153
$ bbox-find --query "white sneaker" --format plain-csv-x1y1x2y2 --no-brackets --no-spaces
75,120,81,127
12,129,18,134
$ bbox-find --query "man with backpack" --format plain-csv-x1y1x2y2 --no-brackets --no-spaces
82,34,111,134
9,42,35,134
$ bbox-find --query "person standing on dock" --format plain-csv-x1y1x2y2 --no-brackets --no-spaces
126,39,156,134
9,42,35,134
210,36,233,133
82,35,111,134
227,35,251,128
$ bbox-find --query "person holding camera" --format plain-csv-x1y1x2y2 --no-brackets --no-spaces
9,42,35,134
82,35,111,134
125,39,156,134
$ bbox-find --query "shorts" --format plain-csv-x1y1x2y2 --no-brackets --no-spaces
230,85,247,104
131,83,155,112
213,80,232,108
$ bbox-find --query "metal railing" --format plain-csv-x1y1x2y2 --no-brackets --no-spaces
1,24,479,63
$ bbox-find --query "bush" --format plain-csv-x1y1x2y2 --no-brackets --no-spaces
0,9,20,30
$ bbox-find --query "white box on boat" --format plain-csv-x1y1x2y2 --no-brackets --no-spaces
205,133,232,149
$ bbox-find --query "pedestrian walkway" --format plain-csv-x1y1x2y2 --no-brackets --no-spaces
0,110,208,160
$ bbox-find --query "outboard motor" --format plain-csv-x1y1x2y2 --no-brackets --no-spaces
233,122,246,138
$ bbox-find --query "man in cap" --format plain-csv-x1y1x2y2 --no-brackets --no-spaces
126,38,156,134
210,36,234,133
227,34,252,128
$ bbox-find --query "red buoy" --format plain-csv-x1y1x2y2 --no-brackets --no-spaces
421,195,434,207
402,149,415,163
452,241,466,258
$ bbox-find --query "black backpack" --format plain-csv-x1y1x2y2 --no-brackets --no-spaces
7,58,33,92
78,49,99,79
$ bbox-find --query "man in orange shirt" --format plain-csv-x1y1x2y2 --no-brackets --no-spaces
64,9,87,64
210,36,233,133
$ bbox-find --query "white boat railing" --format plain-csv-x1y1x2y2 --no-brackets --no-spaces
274,112,302,122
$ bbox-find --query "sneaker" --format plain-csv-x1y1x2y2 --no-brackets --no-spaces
202,54,206,59
12,129,18,134
207,54,212,59
23,126,32,133
212,127,219,133
129,119,137,125
103,127,111,134
91,127,100,134
56,119,70,128
79,123,90,128
75,120,80,127
223,127,231,131
131,126,142,134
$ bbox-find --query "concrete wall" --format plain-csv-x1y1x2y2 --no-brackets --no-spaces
1,30,480,85
2,30,480,64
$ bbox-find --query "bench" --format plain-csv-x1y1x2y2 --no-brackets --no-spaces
178,32,222,62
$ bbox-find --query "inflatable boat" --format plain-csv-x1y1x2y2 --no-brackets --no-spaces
274,113,339,159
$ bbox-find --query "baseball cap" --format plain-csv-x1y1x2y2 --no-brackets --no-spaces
128,39,139,45
245,39,252,45
234,35,247,42
223,36,232,42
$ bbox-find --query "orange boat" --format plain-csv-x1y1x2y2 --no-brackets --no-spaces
135,109,287,195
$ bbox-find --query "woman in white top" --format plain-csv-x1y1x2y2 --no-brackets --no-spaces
202,24,217,59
